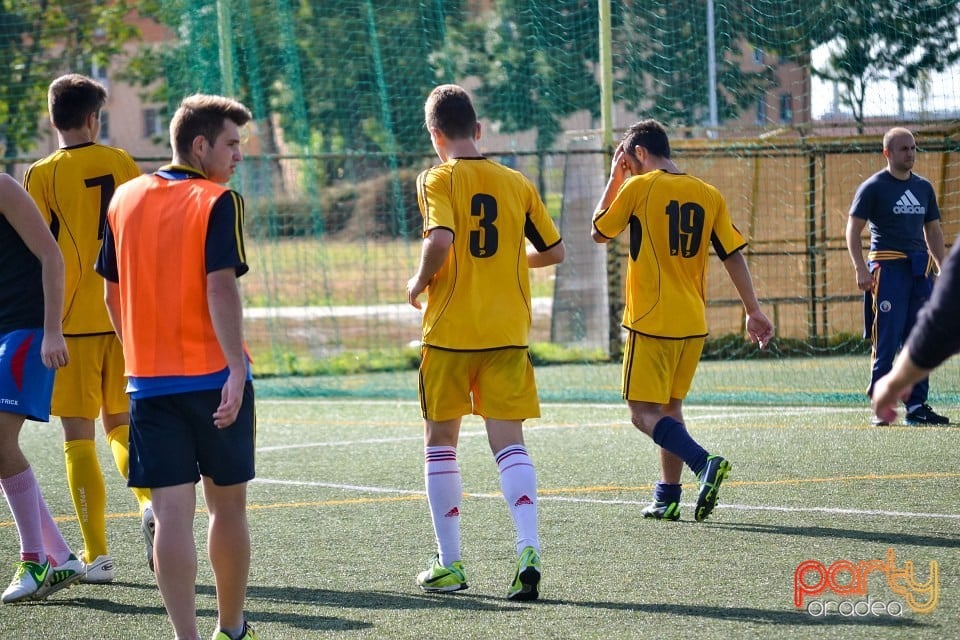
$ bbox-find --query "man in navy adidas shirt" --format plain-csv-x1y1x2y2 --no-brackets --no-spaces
846,127,949,426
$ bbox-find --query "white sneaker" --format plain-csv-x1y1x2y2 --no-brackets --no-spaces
81,554,115,584
2,560,50,603
141,504,156,572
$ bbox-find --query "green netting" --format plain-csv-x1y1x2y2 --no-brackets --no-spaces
4,1,960,403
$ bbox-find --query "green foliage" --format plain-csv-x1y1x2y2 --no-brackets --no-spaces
614,1,777,129
439,1,601,151
0,0,138,165
245,168,422,239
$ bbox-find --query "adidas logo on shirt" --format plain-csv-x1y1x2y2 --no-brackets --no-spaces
892,189,925,215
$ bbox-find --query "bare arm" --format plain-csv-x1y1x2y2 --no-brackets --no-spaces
406,228,454,310
722,251,774,349
207,267,247,428
528,240,565,268
591,143,631,244
923,219,947,272
0,174,68,369
871,346,929,424
845,215,873,293
104,280,122,341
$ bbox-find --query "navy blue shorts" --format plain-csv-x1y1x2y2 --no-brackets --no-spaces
128,382,256,488
0,328,55,422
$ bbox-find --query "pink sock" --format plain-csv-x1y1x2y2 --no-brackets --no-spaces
0,467,44,560
38,492,73,565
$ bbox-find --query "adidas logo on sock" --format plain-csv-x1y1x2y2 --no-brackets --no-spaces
514,495,534,507
444,507,460,518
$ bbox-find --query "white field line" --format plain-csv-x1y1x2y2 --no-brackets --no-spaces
254,403,957,520
255,405,866,452
250,478,960,520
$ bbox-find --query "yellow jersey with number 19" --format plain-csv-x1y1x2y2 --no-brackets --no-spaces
592,170,746,339
416,157,562,351
24,142,140,336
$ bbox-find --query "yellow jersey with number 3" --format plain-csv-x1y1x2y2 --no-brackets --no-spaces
24,142,140,336
592,170,746,339
416,157,562,350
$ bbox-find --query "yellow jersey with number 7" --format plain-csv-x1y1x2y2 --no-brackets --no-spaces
24,142,140,336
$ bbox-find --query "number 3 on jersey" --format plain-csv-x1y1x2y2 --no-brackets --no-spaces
470,193,499,258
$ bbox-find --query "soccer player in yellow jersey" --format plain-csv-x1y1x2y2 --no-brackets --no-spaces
592,119,774,523
23,74,151,583
407,84,565,601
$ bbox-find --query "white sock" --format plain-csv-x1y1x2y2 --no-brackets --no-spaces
424,446,462,567
495,444,539,555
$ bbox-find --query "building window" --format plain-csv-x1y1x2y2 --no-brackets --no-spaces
755,96,767,125
99,110,110,142
143,108,164,138
779,93,794,123
752,47,765,65
91,61,109,86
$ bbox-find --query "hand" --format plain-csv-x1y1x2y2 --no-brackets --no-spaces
871,374,911,425
746,311,774,350
855,267,875,293
609,143,631,182
406,274,428,310
40,333,69,369
213,369,246,428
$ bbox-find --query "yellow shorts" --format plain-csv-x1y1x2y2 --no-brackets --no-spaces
52,334,128,419
622,332,705,404
419,346,541,422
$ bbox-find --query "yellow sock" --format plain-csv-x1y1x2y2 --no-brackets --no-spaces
105,425,152,512
64,439,108,562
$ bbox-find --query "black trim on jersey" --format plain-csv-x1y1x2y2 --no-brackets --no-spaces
624,326,709,341
421,343,530,353
61,141,96,151
426,225,455,236
591,209,616,240
64,331,118,338
524,213,550,251
712,232,747,261
49,211,61,240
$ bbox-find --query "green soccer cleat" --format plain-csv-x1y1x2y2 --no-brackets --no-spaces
2,560,50,604
695,455,731,522
212,620,259,640
507,546,541,601
641,500,681,521
416,556,468,593
38,554,85,599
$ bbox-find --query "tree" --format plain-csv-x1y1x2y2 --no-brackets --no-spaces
0,0,137,170
612,1,776,131
126,0,467,175
813,1,960,132
438,0,600,153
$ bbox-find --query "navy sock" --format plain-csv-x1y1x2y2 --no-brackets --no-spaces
651,416,709,475
653,481,682,504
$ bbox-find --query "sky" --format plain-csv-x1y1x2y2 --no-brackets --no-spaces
810,44,960,120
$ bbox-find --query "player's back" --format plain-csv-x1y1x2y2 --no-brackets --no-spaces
417,157,557,350
24,143,140,335
606,170,744,337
